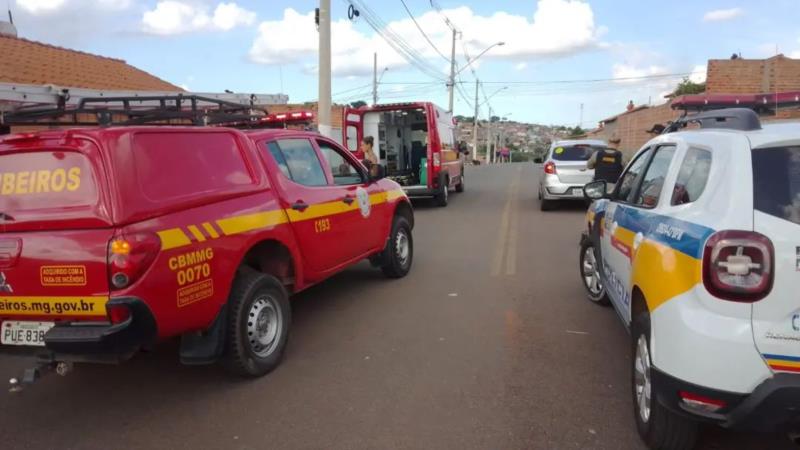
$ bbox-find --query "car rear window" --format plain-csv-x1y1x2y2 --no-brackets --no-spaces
0,150,98,213
132,132,253,203
752,146,800,225
551,145,603,161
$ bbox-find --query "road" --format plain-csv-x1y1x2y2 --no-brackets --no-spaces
0,163,795,450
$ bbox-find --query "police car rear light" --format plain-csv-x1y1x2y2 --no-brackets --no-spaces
108,233,160,290
544,161,556,175
703,230,773,302
679,391,726,413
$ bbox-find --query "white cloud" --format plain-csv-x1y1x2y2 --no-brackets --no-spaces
16,0,130,14
141,1,256,35
612,63,669,82
792,51,800,59
689,64,707,83
16,0,67,14
703,8,744,22
249,1,605,77
515,62,528,71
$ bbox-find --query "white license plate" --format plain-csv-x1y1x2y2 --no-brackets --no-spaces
1,321,54,347
572,188,584,197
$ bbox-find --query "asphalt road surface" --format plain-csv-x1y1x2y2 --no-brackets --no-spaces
0,163,796,450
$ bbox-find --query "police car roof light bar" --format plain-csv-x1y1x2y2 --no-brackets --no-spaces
663,108,762,134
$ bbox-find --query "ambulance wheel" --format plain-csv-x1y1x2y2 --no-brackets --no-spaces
579,238,609,305
223,269,291,377
455,172,465,193
381,216,413,278
632,311,698,450
435,176,449,207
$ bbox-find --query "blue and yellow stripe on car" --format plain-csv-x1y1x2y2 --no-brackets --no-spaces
607,207,715,312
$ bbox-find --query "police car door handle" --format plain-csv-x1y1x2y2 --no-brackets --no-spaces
342,195,355,205
291,201,309,212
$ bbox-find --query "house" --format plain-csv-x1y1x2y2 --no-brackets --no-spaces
588,55,800,157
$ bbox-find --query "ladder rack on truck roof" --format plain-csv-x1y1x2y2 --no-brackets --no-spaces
0,82,289,131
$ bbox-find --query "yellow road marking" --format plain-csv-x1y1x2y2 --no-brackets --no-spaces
187,225,206,242
492,168,522,277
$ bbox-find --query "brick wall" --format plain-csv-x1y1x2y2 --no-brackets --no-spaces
587,103,683,159
707,55,800,94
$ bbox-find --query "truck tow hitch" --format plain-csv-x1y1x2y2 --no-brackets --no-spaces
9,358,73,393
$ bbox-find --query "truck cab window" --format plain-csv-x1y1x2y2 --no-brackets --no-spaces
317,140,364,186
266,139,328,187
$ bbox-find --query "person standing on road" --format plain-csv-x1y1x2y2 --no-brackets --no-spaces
588,134,625,188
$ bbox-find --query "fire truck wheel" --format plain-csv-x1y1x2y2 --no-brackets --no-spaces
223,269,291,377
381,216,413,278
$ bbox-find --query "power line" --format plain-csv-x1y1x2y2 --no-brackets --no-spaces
398,0,450,62
377,72,691,86
345,0,447,81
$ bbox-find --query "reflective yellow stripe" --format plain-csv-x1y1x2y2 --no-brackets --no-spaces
187,225,206,242
216,210,288,236
369,191,388,205
0,296,108,317
386,188,406,201
158,228,192,251
284,199,359,221
202,222,220,239
767,359,800,369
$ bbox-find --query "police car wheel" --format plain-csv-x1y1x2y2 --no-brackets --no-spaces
381,216,413,278
223,269,291,377
579,239,609,305
632,312,698,450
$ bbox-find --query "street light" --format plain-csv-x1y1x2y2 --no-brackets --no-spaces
456,41,505,77
448,41,505,112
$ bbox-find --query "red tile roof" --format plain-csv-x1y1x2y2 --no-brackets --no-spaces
0,34,181,91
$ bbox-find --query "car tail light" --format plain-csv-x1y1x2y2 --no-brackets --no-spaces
679,391,726,414
544,161,556,175
108,232,160,290
432,152,441,168
703,230,773,302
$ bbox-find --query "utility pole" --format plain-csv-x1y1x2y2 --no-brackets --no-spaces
472,79,479,162
579,103,584,128
317,0,332,137
447,28,457,113
372,52,378,106
487,106,493,164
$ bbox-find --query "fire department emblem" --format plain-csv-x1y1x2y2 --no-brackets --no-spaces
0,272,12,293
356,187,371,218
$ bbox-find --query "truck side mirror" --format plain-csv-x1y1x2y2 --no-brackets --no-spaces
584,180,608,200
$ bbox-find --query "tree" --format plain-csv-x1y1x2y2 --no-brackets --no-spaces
350,100,367,108
490,115,500,123
568,126,585,137
672,77,706,96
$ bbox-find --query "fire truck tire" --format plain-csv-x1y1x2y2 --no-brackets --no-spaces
222,269,291,377
380,216,413,278
632,311,698,450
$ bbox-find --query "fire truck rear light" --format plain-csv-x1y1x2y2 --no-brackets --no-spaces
544,161,556,175
703,230,773,302
108,232,160,291
432,152,441,167
679,391,726,413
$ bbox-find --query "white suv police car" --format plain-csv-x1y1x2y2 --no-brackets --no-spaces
579,109,800,449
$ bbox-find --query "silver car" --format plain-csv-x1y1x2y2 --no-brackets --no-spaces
538,139,607,211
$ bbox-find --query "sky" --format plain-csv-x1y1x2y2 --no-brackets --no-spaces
6,0,800,127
